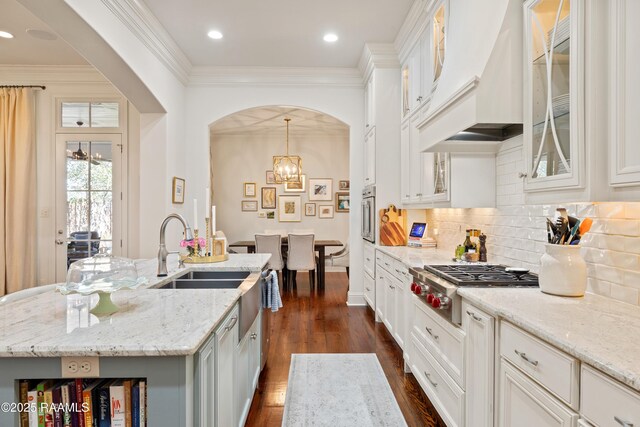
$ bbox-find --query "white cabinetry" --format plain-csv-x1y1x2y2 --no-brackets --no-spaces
400,118,411,203
375,250,409,351
581,365,640,427
365,75,375,130
609,0,640,187
195,333,216,427
364,127,376,185
462,301,495,427
215,304,239,427
236,312,261,427
499,360,578,427
364,242,376,310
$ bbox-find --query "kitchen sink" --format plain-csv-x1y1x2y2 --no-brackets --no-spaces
158,279,244,290
187,271,250,280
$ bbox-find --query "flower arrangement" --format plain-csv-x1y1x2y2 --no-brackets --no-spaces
180,237,206,256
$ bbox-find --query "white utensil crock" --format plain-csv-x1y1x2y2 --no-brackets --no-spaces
539,244,587,297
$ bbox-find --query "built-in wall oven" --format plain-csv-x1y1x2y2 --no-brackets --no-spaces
361,185,375,243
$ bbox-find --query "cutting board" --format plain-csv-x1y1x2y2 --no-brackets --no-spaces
379,205,407,246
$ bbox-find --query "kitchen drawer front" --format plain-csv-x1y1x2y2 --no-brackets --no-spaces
392,259,409,280
364,244,375,278
376,251,394,273
410,333,465,427
500,321,579,409
499,358,578,427
412,297,465,387
581,365,640,427
363,271,375,310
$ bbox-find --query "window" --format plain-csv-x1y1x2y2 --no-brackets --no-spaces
61,101,120,128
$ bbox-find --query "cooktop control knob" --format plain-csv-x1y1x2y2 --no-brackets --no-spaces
426,293,435,304
431,297,441,308
414,284,430,296
411,282,418,292
432,296,450,309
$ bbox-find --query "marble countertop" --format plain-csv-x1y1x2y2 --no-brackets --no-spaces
374,245,456,268
458,288,640,392
0,253,271,357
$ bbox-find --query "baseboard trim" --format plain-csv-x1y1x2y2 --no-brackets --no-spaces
347,293,367,306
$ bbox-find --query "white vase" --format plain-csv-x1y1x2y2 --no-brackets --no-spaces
539,244,587,297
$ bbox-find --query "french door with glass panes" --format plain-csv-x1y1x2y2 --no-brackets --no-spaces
55,134,124,282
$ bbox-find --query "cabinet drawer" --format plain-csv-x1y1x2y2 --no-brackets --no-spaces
412,297,465,387
581,365,640,427
363,272,375,310
410,333,465,427
500,321,579,409
392,259,408,280
376,251,394,273
364,244,375,277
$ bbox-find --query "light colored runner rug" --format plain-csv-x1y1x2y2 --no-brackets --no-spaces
282,353,408,427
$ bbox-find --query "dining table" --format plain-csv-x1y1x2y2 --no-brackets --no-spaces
228,239,343,288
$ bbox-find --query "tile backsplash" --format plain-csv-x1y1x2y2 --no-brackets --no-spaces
424,139,640,306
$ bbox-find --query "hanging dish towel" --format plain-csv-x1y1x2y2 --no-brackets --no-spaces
262,270,283,312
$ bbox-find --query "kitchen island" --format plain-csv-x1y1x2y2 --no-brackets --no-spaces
0,253,270,426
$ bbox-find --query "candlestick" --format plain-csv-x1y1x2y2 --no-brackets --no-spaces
205,218,211,256
205,189,210,219
193,199,198,230
211,205,216,237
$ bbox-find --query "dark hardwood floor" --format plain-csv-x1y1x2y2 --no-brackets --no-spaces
245,272,446,427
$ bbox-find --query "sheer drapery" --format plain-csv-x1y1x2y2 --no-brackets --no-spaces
0,88,37,296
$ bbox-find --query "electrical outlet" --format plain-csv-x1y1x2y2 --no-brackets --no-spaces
61,356,100,378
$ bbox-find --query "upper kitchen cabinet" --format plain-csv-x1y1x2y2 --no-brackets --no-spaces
609,0,640,190
523,0,584,193
365,74,375,131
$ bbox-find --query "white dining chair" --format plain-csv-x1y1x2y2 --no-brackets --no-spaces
289,229,315,235
326,243,350,278
255,234,287,286
0,284,58,305
286,233,316,288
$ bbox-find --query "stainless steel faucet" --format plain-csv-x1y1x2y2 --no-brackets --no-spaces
157,214,194,277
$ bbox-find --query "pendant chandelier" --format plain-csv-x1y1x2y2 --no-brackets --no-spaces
72,142,88,160
273,118,302,183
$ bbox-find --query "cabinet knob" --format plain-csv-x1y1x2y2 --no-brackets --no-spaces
518,172,528,179
250,333,258,340
417,96,423,102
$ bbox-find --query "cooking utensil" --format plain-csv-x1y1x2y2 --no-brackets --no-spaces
565,220,581,245
579,217,593,235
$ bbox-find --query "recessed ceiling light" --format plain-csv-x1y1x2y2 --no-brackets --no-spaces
208,30,223,40
0,31,14,39
26,29,57,41
323,33,338,43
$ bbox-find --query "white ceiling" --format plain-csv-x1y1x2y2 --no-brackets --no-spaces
210,106,349,137
143,0,413,67
0,0,86,65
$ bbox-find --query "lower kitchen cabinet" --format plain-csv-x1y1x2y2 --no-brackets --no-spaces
499,359,578,427
462,301,494,427
215,304,239,427
237,312,262,427
364,270,375,310
382,270,397,339
195,333,217,427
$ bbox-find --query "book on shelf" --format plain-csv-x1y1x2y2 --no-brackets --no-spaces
52,385,63,427
138,380,146,427
123,379,132,427
82,380,103,427
36,380,53,427
19,380,30,427
110,381,126,427
97,380,114,427
60,383,72,427
131,381,139,427
74,379,85,427
27,389,38,427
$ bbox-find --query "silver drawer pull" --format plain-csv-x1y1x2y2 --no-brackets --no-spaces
365,287,371,291
424,372,438,387
225,316,238,331
389,285,395,290
366,258,371,262
466,310,483,322
614,416,634,427
250,333,258,340
514,350,538,367
425,327,439,340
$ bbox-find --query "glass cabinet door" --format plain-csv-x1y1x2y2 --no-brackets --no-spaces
525,0,582,190
433,3,446,84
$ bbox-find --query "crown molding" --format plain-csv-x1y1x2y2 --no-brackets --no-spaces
100,0,192,85
358,43,400,82
0,65,109,84
394,0,437,64
189,66,364,87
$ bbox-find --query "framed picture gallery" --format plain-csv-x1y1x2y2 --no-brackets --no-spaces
309,178,332,201
278,195,301,222
336,192,350,212
266,171,276,185
305,203,316,216
244,182,257,197
284,174,306,193
172,177,185,204
261,187,276,209
241,200,258,212
318,205,334,219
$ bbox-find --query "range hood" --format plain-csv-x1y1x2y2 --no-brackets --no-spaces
418,0,523,153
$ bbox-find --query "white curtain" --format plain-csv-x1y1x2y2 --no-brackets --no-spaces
0,88,37,296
